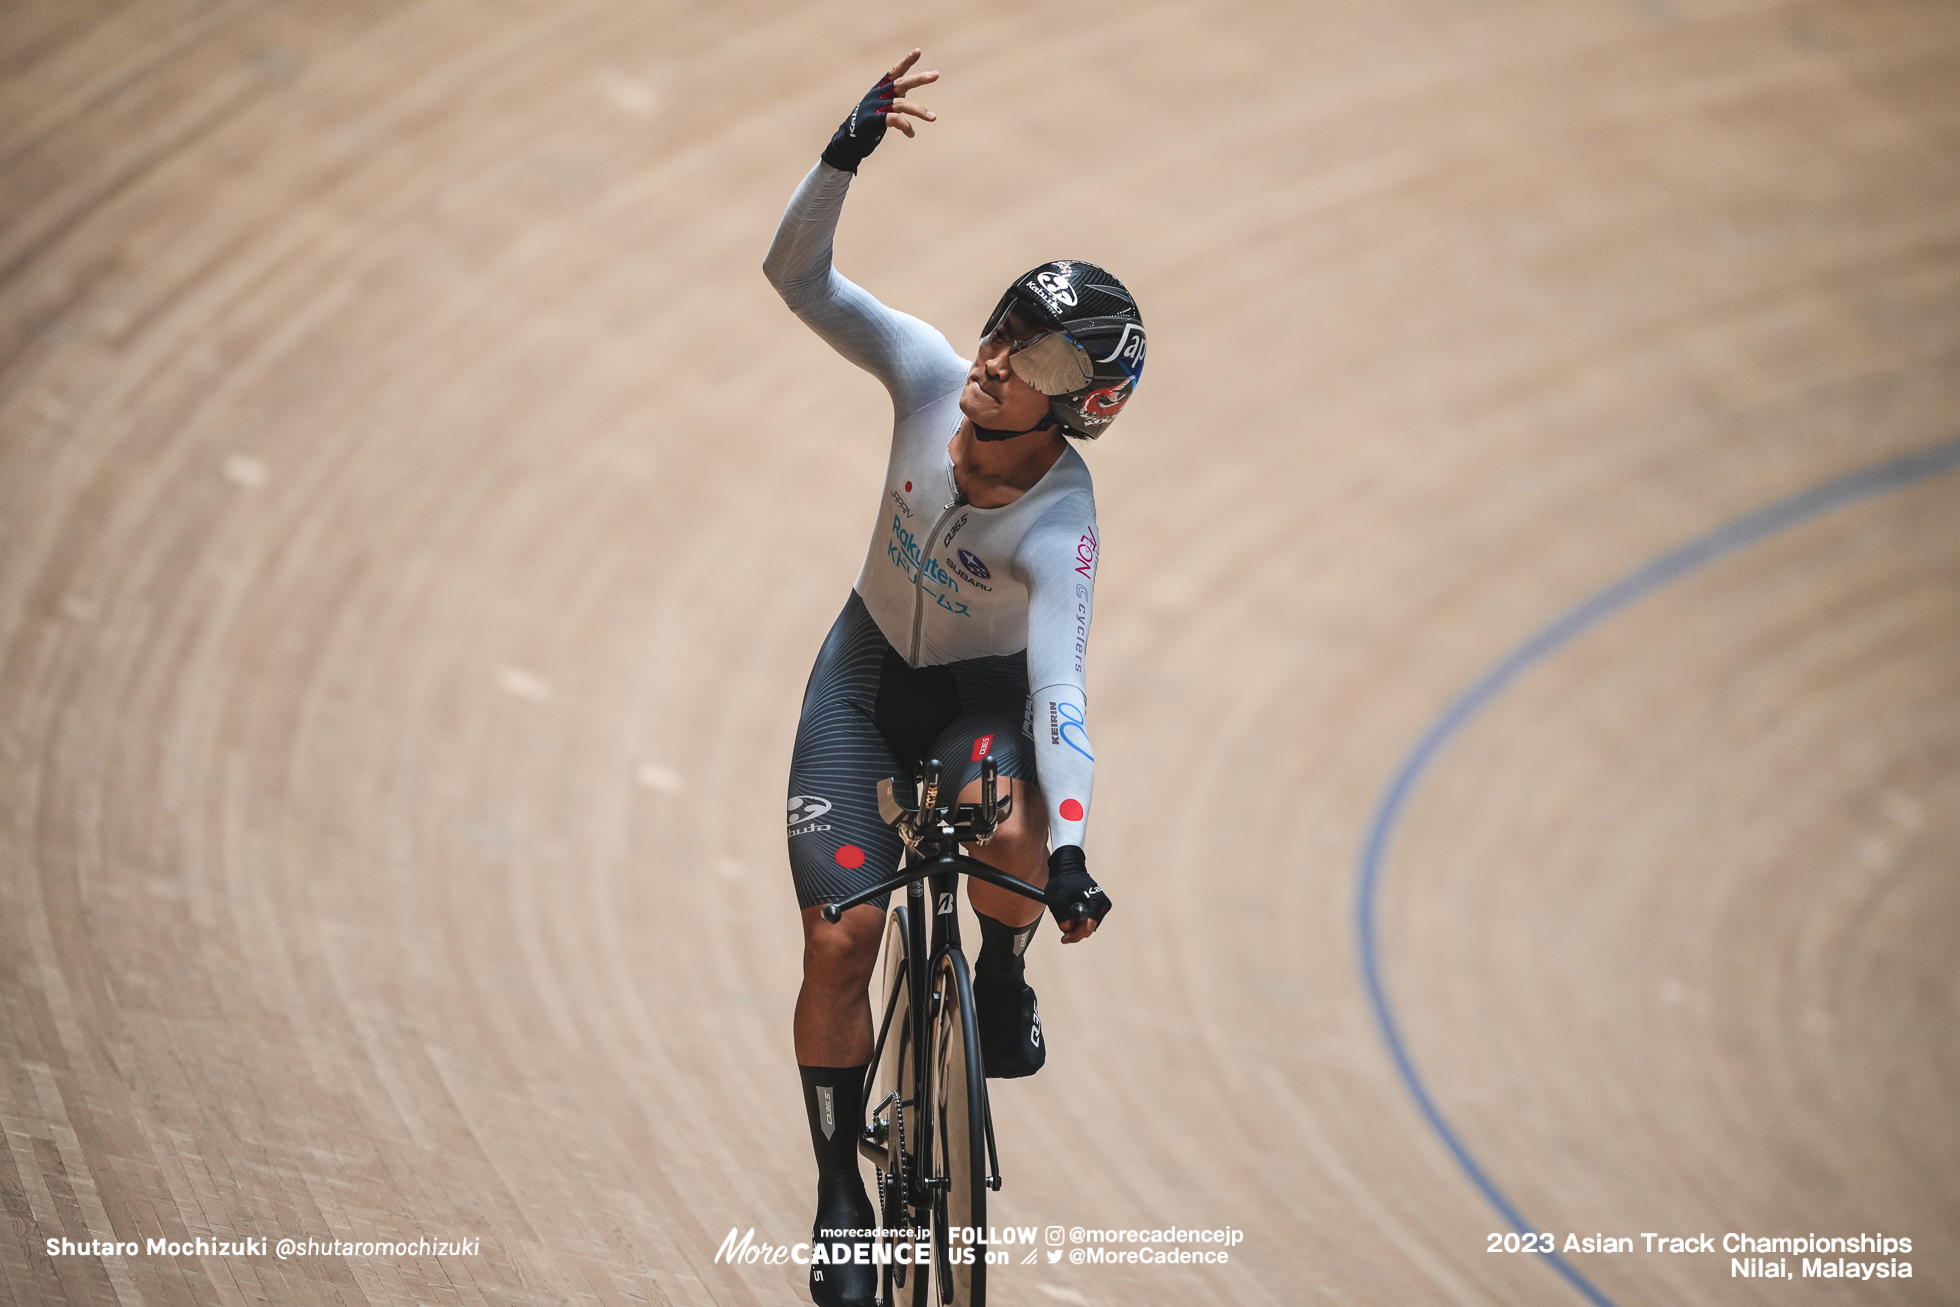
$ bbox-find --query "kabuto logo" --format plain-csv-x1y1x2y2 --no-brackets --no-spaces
1029,265,1078,311
956,548,991,579
788,795,833,829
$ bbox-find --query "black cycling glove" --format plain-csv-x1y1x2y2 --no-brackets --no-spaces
1045,846,1110,931
820,73,896,174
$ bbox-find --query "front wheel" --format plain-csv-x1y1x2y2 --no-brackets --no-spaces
927,949,989,1306
871,906,927,1306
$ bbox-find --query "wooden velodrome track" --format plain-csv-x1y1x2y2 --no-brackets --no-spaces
2,1,1956,1303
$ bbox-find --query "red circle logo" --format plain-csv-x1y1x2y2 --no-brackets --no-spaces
903,481,912,492
1059,799,1084,821
834,845,866,869
1083,385,1130,417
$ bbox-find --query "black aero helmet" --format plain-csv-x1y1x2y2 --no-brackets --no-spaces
982,260,1145,439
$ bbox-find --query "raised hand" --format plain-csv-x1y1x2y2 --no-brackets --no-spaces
820,48,939,173
880,48,940,139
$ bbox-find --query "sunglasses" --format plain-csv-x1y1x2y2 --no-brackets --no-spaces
981,316,1095,397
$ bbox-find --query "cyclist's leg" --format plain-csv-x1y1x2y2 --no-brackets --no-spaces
959,768,1048,927
921,701,1050,925
788,594,910,1066
936,655,1050,919
795,905,885,1064
787,596,910,1306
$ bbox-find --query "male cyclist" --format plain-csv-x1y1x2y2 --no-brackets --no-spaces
764,49,1144,1306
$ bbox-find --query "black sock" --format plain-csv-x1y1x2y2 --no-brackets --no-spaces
974,911,1039,984
799,1064,870,1189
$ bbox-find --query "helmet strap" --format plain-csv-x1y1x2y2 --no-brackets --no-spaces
971,414,1058,443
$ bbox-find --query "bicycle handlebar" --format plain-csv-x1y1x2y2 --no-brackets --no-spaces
819,852,1047,923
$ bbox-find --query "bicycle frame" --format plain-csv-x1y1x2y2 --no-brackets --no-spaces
827,758,1047,1259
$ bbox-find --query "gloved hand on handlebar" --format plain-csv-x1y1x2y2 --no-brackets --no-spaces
819,49,938,174
1045,845,1109,942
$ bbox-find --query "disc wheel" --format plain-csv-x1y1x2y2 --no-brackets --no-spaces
927,949,989,1305
872,905,927,1305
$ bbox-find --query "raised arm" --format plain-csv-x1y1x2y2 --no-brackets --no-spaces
762,52,967,417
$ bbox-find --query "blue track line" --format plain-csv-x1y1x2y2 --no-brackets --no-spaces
1354,438,1960,1307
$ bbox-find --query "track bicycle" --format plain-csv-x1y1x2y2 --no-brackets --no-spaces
819,757,1092,1306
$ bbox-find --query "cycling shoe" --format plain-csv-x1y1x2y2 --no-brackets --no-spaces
974,974,1046,1078
809,1176,878,1306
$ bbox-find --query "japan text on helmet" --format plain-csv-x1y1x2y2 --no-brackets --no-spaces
982,260,1145,439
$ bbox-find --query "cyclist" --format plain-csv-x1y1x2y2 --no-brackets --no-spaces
765,49,1143,1307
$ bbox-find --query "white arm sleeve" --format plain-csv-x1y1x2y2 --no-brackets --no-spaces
1017,494,1099,849
762,162,969,418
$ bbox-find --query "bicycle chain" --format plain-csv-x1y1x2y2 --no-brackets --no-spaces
881,1045,918,1289
891,1082,911,1227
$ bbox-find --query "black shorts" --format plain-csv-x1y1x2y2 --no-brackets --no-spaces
787,592,1035,912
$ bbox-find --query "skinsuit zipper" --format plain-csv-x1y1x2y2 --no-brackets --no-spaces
908,488,968,665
